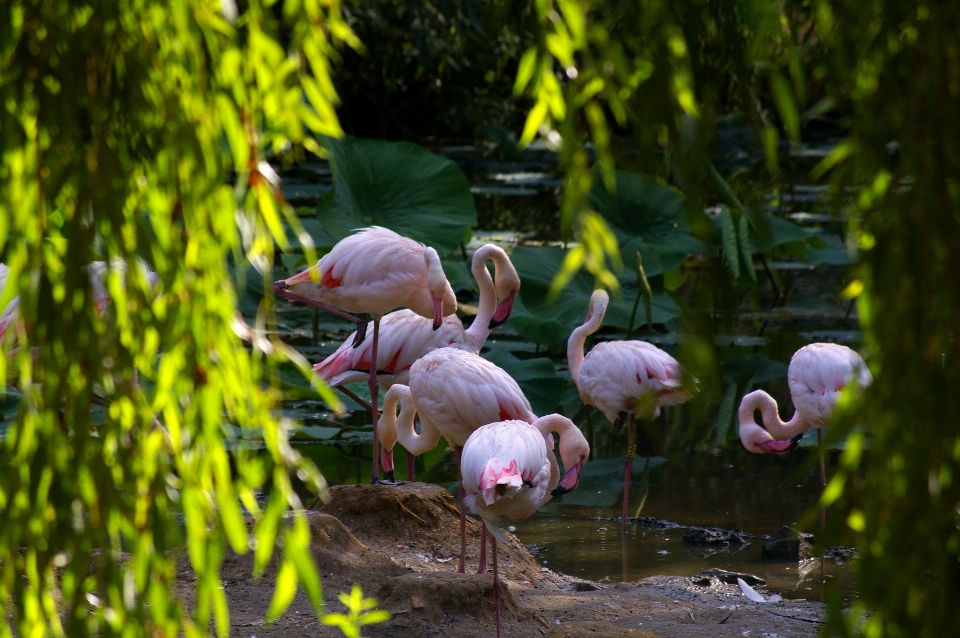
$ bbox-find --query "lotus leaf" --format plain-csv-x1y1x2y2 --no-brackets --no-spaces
314,136,477,252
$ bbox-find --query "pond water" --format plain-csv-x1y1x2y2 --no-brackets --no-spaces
299,432,855,603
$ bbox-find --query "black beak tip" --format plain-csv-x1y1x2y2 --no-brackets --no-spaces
488,317,505,329
550,486,568,497
787,433,803,452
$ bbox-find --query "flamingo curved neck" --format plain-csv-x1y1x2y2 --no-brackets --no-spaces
567,303,605,385
383,385,442,457
739,390,808,440
464,246,498,350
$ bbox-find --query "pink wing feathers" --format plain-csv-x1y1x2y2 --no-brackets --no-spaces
409,348,536,448
578,340,693,422
314,310,471,388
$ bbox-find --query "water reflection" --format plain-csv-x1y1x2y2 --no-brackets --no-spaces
510,447,856,601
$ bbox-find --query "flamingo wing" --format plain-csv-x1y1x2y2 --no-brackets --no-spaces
788,343,870,427
410,348,536,447
314,310,470,387
579,340,693,422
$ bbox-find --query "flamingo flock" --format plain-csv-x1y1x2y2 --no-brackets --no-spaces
265,225,870,635
0,224,871,637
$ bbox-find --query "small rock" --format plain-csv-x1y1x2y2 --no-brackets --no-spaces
572,580,599,592
693,568,765,587
761,526,814,562
683,526,753,546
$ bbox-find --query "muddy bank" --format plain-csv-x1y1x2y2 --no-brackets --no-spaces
201,483,825,637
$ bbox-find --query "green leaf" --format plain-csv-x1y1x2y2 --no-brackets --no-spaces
508,245,681,346
770,71,800,143
719,206,740,279
314,136,477,253
737,213,757,282
589,170,705,276
482,349,565,416
744,214,812,251
266,557,298,622
713,382,737,445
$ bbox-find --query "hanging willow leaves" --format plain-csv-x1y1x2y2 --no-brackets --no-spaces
0,0,356,635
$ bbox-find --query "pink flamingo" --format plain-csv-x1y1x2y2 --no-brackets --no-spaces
738,342,872,485
314,243,520,480
460,414,590,638
0,264,20,342
0,260,158,342
314,244,519,389
568,289,695,534
377,347,537,573
273,226,457,483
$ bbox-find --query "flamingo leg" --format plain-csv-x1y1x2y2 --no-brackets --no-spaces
492,535,501,638
272,285,368,339
621,413,636,534
335,384,373,412
478,523,488,574
457,448,467,574
406,450,416,481
368,317,381,484
818,427,826,583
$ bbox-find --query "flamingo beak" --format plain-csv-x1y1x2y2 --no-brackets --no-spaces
380,446,395,475
551,460,585,496
489,292,516,328
759,433,804,456
432,298,444,330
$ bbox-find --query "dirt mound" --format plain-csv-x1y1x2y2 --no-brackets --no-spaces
548,620,661,637
219,513,406,591
312,483,547,584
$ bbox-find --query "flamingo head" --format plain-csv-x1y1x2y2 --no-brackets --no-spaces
380,446,395,478
584,289,609,324
423,247,456,329
738,420,802,455
489,251,521,328
550,416,591,496
274,262,324,304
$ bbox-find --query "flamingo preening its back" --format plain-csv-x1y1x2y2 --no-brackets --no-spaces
377,347,537,573
567,289,696,533
460,414,590,638
273,226,457,483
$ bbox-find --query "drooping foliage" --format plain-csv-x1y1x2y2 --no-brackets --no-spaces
811,2,960,636
0,0,357,635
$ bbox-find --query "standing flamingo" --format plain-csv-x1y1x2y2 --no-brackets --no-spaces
460,414,590,638
377,347,537,573
738,342,872,485
273,226,457,483
568,289,696,534
314,244,519,388
314,243,520,480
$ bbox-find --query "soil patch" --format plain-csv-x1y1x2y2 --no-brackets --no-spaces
187,483,826,637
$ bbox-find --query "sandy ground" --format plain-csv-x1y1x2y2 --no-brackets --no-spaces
198,483,825,638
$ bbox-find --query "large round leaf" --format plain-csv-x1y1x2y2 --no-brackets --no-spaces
590,170,705,275
482,349,566,417
507,245,681,346
314,136,477,253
